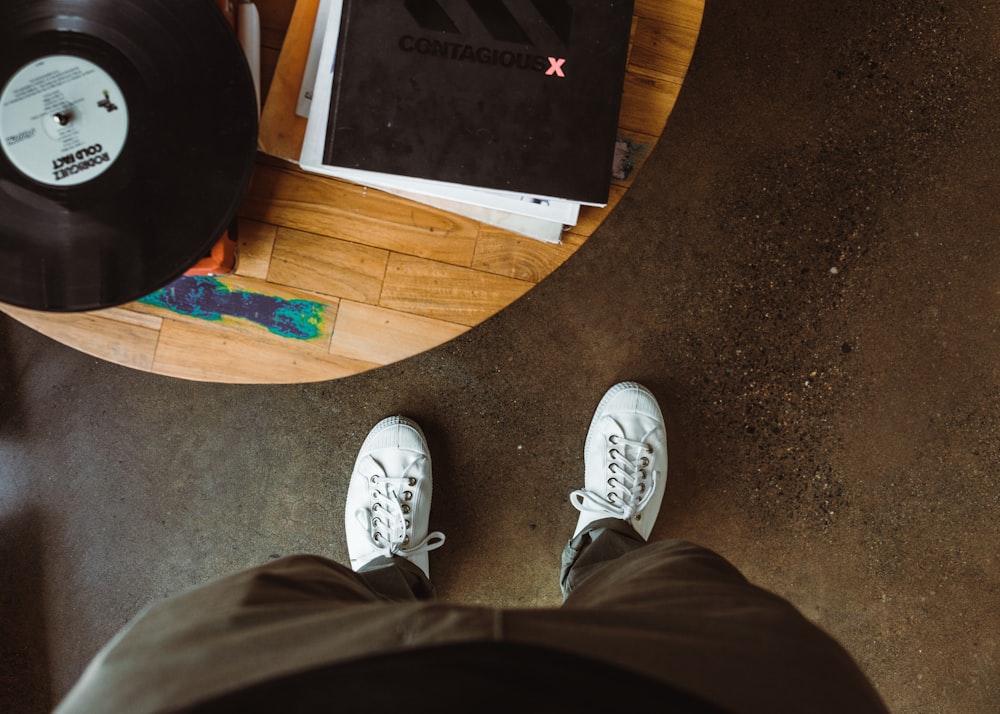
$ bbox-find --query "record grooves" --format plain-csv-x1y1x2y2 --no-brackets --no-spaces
0,0,258,312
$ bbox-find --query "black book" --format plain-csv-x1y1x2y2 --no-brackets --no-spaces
318,0,634,205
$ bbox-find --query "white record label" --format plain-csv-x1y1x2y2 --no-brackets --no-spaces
0,54,129,187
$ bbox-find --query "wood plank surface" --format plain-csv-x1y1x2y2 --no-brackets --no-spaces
328,301,468,365
0,0,704,384
380,254,535,327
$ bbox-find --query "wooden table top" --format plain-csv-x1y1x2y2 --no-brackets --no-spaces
0,0,703,384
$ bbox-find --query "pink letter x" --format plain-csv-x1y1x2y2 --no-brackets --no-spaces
546,57,566,77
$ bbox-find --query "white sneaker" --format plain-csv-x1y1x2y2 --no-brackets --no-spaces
345,416,445,577
569,382,667,539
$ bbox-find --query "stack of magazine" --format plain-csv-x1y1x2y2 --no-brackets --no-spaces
294,0,634,243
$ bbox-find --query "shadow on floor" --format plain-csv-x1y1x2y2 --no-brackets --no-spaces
0,505,53,713
0,316,29,440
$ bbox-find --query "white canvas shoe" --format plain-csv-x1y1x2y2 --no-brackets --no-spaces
569,382,667,539
345,416,445,577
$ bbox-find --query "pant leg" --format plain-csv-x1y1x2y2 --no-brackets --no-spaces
511,536,890,714
357,554,435,600
559,516,646,599
54,554,462,714
57,545,889,714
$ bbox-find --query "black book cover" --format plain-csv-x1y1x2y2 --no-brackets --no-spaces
322,0,635,204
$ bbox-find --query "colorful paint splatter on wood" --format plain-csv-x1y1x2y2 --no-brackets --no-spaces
139,276,326,340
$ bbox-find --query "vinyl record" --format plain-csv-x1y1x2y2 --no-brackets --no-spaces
0,0,258,311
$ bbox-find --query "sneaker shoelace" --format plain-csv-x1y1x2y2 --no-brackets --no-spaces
353,454,445,559
571,432,659,523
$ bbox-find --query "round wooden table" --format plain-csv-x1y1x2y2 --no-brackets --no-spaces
0,0,703,383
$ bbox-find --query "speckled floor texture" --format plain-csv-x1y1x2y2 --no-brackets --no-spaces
2,0,998,712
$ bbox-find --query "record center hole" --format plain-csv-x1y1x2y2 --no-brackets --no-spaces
53,111,74,127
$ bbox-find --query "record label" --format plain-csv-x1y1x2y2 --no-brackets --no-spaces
0,54,129,187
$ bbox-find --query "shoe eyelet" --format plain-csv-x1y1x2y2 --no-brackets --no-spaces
373,533,381,542
609,448,621,460
405,519,411,527
607,477,617,488
402,504,411,514
609,435,620,445
371,491,379,500
408,477,417,486
641,457,649,467
609,463,618,474
404,491,413,501
608,493,617,503
370,474,378,483
403,537,410,545
636,513,642,520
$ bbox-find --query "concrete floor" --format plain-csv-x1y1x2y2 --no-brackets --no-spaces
2,0,998,711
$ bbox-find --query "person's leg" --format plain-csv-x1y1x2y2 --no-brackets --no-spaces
559,517,645,596
53,554,411,714
345,415,445,600
518,537,890,714
56,416,451,714
520,382,888,713
560,381,667,598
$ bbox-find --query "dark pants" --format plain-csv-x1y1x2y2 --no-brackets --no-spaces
56,526,889,714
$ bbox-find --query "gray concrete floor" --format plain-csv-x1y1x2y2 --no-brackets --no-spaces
2,0,998,712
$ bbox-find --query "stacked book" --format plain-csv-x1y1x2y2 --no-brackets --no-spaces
269,0,635,243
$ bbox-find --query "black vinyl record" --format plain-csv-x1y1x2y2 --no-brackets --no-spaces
0,0,258,311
